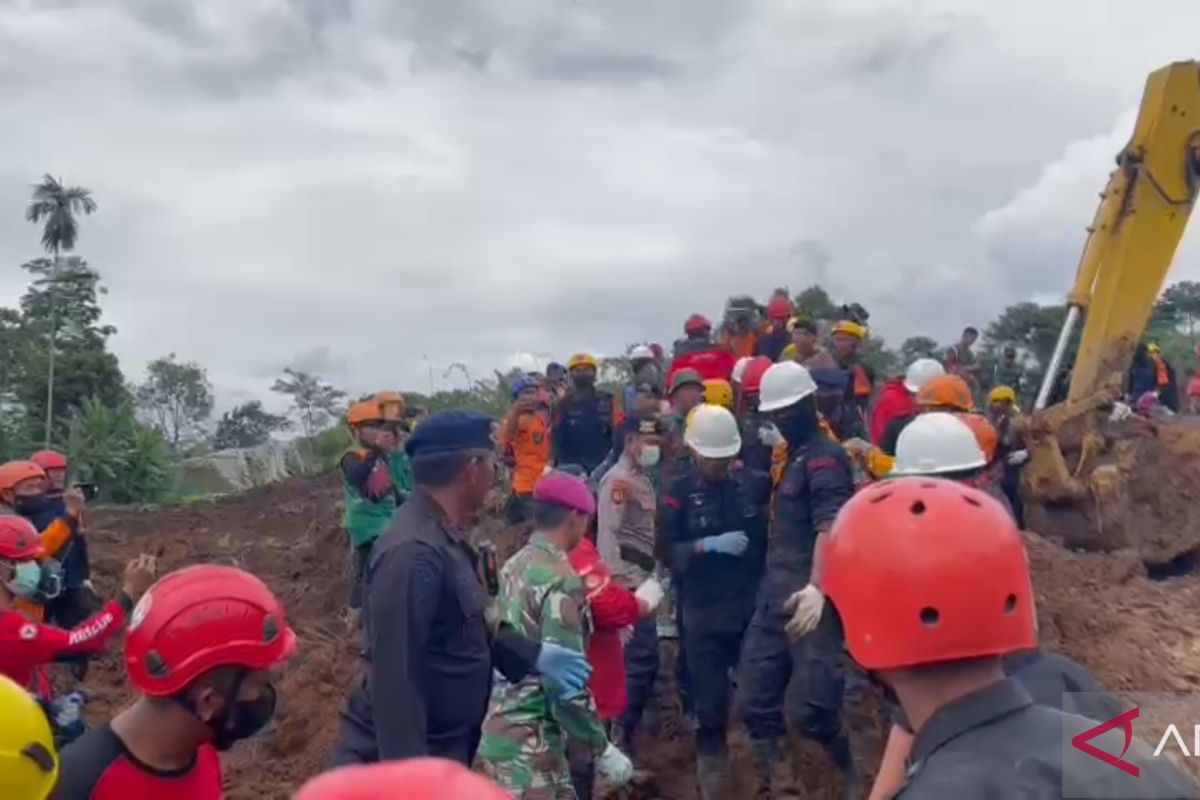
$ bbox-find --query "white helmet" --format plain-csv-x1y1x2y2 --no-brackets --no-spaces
685,404,743,458
758,361,817,412
630,345,655,362
891,412,985,476
731,356,753,385
904,358,945,393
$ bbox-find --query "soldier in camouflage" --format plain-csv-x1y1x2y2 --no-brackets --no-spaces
478,472,634,799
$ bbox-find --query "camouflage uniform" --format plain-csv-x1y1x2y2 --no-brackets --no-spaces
478,534,609,799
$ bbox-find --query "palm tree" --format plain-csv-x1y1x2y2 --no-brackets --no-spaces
25,175,97,445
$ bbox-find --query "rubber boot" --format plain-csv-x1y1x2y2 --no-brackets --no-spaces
696,751,730,800
751,738,800,800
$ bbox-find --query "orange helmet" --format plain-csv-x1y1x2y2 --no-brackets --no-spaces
916,375,973,412
822,478,1035,670
372,391,407,422
0,462,47,494
959,413,999,463
295,760,511,800
346,401,381,427
0,516,42,561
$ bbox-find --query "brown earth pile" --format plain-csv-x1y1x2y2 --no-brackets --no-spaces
76,472,1200,799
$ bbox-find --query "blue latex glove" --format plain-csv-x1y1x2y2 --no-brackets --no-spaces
701,530,749,556
536,643,592,696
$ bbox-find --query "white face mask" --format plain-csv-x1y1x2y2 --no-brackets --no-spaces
637,445,661,469
7,561,42,599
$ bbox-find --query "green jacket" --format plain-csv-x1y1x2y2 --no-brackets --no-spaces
341,448,412,548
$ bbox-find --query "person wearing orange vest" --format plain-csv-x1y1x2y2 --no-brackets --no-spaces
829,320,873,439
755,295,794,362
1147,343,1180,412
500,376,552,526
719,297,761,359
914,375,999,463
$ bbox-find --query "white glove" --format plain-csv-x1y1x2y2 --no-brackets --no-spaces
783,584,825,640
758,424,785,447
1006,449,1029,466
596,742,634,786
618,625,634,646
634,578,665,614
1109,402,1133,422
841,437,871,458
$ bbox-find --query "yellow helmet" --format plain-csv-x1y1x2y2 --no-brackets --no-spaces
568,353,598,371
780,343,797,362
702,379,734,410
831,320,866,340
0,674,58,800
988,385,1018,406
1147,342,1162,355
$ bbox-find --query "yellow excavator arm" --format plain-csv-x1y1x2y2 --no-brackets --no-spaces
1035,61,1200,408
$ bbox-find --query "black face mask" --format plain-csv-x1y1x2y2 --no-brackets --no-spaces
572,374,596,391
207,683,278,752
776,397,821,449
15,494,57,516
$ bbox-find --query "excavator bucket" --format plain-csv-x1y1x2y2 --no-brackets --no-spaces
1024,62,1200,565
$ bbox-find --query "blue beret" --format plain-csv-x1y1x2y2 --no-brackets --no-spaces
405,410,495,459
810,367,849,390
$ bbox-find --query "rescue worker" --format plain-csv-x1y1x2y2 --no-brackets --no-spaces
702,378,734,411
0,516,155,698
809,365,855,442
296,759,511,800
553,353,620,475
987,385,1027,525
546,362,568,401
330,411,592,767
669,315,735,384
660,405,769,798
737,361,856,797
829,320,873,439
1148,342,1181,412
943,325,983,400
992,344,1025,403
782,316,823,365
889,412,1013,515
2,671,59,800
624,345,660,413
755,295,794,362
657,369,706,493
596,414,663,754
568,500,660,800
822,478,1195,798
478,472,638,797
736,356,776,473
499,376,551,526
870,358,944,448
55,565,294,800
341,393,412,623
916,375,999,465
719,297,761,359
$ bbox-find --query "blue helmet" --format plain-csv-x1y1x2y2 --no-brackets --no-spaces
511,375,538,399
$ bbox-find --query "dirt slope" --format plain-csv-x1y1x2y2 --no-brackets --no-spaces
75,474,1200,799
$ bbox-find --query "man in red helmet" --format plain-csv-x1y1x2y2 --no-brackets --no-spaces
755,294,794,362
668,315,735,386
823,478,1194,798
734,356,777,473
0,517,155,699
54,565,296,800
296,759,511,800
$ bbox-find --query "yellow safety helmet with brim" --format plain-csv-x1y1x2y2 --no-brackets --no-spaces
0,673,58,800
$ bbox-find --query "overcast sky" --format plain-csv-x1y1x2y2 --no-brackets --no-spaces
1,0,1199,410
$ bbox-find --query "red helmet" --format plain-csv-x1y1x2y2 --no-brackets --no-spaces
0,517,42,561
124,565,297,697
822,477,1035,670
739,356,774,394
294,760,511,800
684,314,712,335
0,462,46,493
29,450,67,472
766,295,793,320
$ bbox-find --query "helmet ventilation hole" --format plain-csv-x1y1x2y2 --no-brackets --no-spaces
145,651,168,677
910,500,926,516
919,606,940,627
1003,594,1018,614
963,495,981,507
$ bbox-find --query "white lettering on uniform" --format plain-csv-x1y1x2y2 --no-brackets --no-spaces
1154,724,1190,758
67,611,114,646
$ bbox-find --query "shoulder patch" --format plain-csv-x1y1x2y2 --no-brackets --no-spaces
19,623,36,640
611,483,626,504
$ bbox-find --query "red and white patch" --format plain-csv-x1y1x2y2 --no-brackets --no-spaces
610,483,626,504
18,623,37,641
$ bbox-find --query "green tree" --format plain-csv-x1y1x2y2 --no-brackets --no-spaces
213,401,291,450
1151,281,1200,346
899,336,940,363
135,354,214,450
793,285,838,321
858,335,901,378
66,397,170,503
24,175,97,444
270,368,346,437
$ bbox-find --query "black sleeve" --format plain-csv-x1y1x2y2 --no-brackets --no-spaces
370,542,442,761
808,448,855,530
492,624,541,683
340,451,380,493
657,487,692,573
52,726,123,800
879,414,911,456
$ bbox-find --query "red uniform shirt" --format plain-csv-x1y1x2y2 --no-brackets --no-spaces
568,537,640,721
869,377,916,446
53,724,223,800
0,598,127,697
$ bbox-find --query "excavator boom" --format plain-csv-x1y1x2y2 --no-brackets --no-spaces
1035,61,1200,408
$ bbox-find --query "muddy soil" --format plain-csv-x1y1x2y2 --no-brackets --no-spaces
75,473,1200,799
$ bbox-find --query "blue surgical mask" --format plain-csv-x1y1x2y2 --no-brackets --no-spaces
7,561,41,599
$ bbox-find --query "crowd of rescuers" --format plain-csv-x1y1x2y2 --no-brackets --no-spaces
1,294,1196,799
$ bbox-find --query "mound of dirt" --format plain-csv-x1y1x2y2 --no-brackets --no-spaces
72,474,1200,799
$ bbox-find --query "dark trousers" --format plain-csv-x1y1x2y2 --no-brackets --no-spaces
738,602,846,750
675,590,693,715
347,541,374,610
687,624,745,755
329,680,480,768
619,617,660,734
